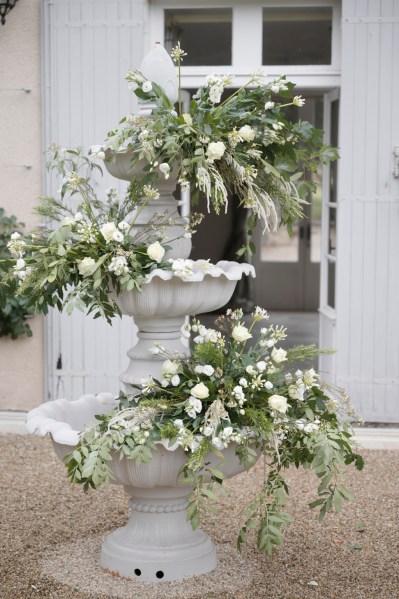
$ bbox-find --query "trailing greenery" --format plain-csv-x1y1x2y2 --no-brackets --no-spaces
65,307,363,555
0,208,33,339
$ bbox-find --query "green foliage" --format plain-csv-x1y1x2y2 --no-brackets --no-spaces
66,307,364,556
0,208,33,339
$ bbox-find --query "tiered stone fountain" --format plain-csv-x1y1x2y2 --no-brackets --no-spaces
26,44,255,583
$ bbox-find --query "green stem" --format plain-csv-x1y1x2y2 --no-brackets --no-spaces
178,57,182,115
216,77,255,110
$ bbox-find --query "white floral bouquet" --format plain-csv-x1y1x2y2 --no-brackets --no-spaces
99,44,338,254
67,307,364,555
0,147,197,321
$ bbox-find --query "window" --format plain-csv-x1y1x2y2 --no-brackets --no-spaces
164,9,232,66
262,7,332,65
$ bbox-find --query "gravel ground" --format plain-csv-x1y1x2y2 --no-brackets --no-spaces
1,434,398,599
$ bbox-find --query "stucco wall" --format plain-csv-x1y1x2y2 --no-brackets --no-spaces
0,0,45,410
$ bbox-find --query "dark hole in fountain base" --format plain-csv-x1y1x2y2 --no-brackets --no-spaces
156,570,164,579
134,568,141,576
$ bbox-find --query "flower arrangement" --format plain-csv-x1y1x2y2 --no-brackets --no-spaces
66,307,363,556
0,147,198,322
99,43,338,254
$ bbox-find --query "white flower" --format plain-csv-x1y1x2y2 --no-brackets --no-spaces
264,101,275,110
182,113,192,126
232,325,252,343
271,347,287,363
181,323,191,339
206,141,226,161
174,419,184,430
288,383,305,401
100,222,118,242
239,377,248,388
147,241,165,263
15,258,26,270
162,359,179,376
159,163,171,179
74,212,84,221
209,84,223,104
194,365,204,374
112,231,124,243
264,381,273,390
78,257,96,277
256,361,266,372
108,256,128,276
148,346,160,355
171,374,180,386
10,232,21,240
238,125,256,142
202,425,214,437
118,221,130,232
142,81,153,93
203,365,215,376
246,365,256,375
191,382,209,399
304,368,318,387
293,95,305,107
212,437,225,450
185,396,203,418
304,422,320,434
268,394,289,413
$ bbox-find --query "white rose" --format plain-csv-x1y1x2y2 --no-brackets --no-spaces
271,347,288,363
10,232,21,240
209,84,223,104
146,241,165,263
171,374,180,386
232,325,252,343
268,394,289,413
206,141,226,161
288,383,305,401
78,257,96,277
256,361,266,372
162,359,179,376
264,381,273,390
203,365,215,376
238,125,256,142
191,382,209,399
100,222,117,242
142,81,153,93
112,231,124,243
118,221,130,232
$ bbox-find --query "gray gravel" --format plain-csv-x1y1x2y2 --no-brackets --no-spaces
1,433,398,598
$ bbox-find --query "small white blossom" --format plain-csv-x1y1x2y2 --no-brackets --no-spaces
171,374,180,386
118,221,130,232
203,365,215,376
108,256,128,276
293,95,305,107
264,101,275,110
112,231,124,243
159,163,171,179
142,81,153,93
239,378,248,388
74,212,84,221
100,222,118,242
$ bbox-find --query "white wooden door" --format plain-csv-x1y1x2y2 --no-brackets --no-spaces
42,0,147,401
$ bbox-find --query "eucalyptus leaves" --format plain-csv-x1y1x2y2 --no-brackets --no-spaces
66,307,363,555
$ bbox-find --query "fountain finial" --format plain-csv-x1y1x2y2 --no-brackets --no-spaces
140,43,178,106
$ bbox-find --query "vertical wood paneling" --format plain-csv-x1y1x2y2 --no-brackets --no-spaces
44,0,146,401
337,1,399,421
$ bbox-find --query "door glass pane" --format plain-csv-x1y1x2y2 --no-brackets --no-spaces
262,7,332,65
329,99,339,204
310,164,322,263
261,224,299,262
165,9,232,66
327,259,335,308
328,207,337,256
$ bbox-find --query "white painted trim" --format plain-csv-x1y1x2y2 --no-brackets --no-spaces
1,411,398,451
353,428,399,451
0,411,28,435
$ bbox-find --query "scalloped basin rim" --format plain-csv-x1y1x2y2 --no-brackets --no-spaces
144,261,255,284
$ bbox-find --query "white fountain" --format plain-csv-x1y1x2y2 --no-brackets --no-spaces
26,44,255,583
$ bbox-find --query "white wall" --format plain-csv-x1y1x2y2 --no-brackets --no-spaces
336,0,399,421
0,0,45,411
